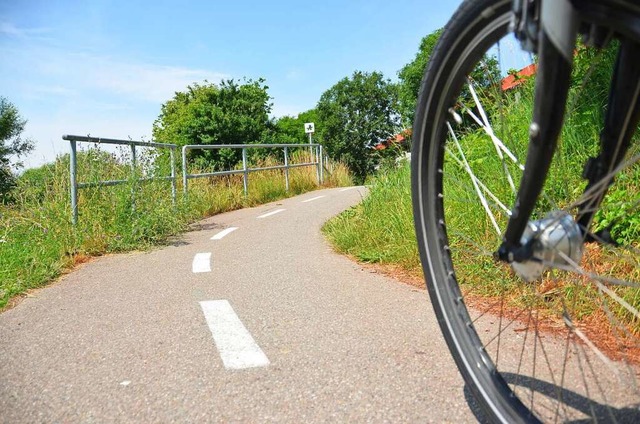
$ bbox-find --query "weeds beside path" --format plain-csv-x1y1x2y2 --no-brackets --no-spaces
0,150,351,310
322,162,421,279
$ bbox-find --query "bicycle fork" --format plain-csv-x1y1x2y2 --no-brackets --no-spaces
498,0,640,278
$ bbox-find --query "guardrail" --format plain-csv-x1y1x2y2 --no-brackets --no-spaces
181,143,324,195
62,135,178,225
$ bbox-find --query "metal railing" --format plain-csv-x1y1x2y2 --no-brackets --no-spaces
181,143,324,195
62,135,178,225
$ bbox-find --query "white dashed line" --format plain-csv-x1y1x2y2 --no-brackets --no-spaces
301,195,325,203
339,187,357,192
257,209,285,219
211,227,238,240
199,300,270,370
192,252,212,273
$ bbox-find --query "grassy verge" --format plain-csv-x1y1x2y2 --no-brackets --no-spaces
323,50,639,336
322,161,421,278
324,155,639,339
0,147,351,309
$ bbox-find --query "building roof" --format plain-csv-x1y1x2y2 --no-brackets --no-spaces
374,128,412,150
501,63,537,91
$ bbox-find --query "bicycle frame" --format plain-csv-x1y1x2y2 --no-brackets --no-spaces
498,0,640,262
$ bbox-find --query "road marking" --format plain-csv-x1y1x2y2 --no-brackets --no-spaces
301,195,325,203
257,209,285,219
339,187,357,192
199,300,270,370
211,227,238,240
192,253,212,273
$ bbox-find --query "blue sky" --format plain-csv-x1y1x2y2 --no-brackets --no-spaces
1,0,463,168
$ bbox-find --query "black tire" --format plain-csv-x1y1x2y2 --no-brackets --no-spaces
412,0,640,422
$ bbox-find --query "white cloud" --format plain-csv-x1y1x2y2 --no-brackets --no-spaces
26,84,78,98
2,25,230,104
0,21,51,39
1,33,231,167
0,22,21,35
23,108,157,169
6,46,229,104
89,59,229,103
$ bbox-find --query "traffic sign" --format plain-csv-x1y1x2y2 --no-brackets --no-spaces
304,123,315,134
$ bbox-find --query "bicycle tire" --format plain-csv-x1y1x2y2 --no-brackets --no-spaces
412,0,640,422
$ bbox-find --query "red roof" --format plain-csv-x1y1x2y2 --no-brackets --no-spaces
374,129,412,150
501,63,537,91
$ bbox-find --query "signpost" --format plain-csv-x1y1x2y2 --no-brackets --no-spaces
304,122,315,143
304,122,315,134
304,122,315,161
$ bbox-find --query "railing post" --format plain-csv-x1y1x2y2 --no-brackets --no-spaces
182,146,188,196
315,144,321,185
242,147,248,196
70,139,78,225
131,144,137,170
63,135,178,216
284,146,290,191
170,147,177,206
130,144,137,213
319,145,324,184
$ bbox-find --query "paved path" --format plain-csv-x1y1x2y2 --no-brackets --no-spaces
0,186,483,423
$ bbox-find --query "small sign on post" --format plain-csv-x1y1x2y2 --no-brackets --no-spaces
304,123,315,162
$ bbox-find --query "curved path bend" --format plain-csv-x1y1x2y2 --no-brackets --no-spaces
0,186,481,422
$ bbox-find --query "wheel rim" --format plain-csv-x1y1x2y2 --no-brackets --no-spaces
413,4,640,422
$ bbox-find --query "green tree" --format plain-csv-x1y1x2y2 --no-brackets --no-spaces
397,29,443,126
152,78,273,170
269,109,319,144
251,109,320,164
399,28,501,129
317,71,400,183
1,97,34,203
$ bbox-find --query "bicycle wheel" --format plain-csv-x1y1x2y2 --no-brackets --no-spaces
412,0,640,422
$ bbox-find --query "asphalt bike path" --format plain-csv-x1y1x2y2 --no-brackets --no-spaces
0,186,483,422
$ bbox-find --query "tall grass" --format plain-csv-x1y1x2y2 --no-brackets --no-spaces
323,160,420,274
0,146,351,309
323,47,640,332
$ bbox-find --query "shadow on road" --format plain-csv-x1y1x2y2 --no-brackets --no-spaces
190,222,224,232
463,384,491,423
462,373,640,423
167,239,190,247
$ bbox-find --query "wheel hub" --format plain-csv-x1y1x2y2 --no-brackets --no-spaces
511,211,584,281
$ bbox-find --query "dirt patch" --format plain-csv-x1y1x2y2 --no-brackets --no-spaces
358,260,426,290
354,257,640,365
72,253,94,266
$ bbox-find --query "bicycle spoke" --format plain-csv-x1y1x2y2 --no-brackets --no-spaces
565,152,640,212
514,308,534,394
461,102,524,169
412,1,640,420
447,122,502,235
593,286,640,394
496,294,505,368
554,251,640,294
445,146,512,214
564,313,621,379
531,309,539,412
477,301,529,346
554,333,572,423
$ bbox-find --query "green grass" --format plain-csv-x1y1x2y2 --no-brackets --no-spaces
322,161,420,274
0,147,352,309
323,55,640,335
